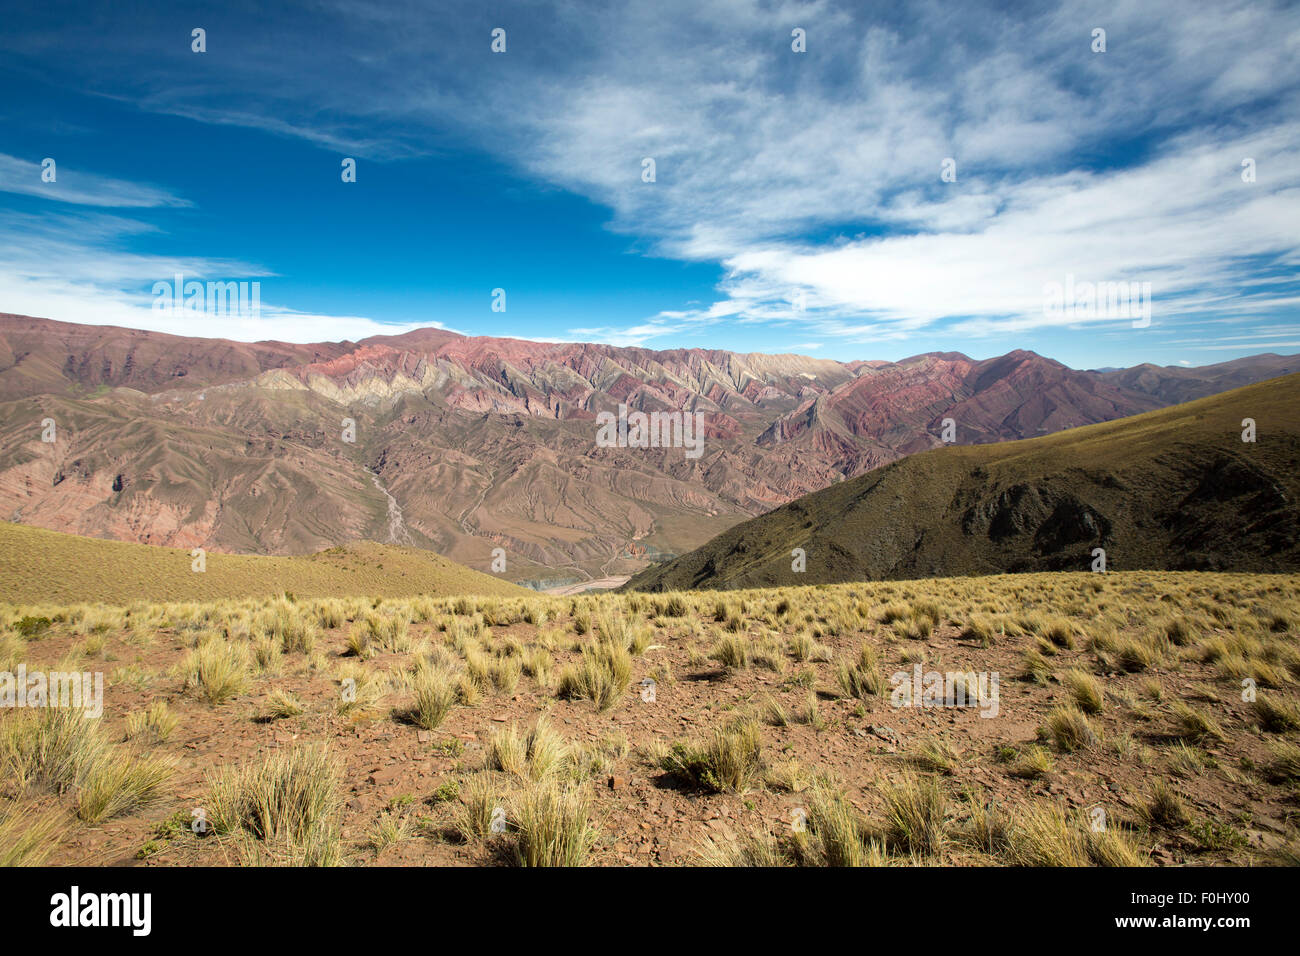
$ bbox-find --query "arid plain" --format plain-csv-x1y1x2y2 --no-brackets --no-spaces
3,568,1298,867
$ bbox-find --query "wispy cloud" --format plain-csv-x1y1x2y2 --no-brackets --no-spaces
1192,341,1300,351
0,208,431,342
1,0,1297,351
0,153,191,207
567,320,696,348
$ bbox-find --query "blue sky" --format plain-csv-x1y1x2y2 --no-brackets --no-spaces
1,0,1298,370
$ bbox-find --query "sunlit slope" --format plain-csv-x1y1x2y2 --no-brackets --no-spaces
627,373,1300,590
0,522,528,605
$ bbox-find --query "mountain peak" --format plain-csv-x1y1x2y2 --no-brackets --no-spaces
2,312,1296,582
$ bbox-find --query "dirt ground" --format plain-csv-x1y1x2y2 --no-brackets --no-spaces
4,571,1299,866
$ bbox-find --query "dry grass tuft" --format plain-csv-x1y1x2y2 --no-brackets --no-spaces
206,743,342,866
661,719,764,793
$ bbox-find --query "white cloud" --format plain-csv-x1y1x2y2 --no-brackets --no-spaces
1193,340,1300,351
2,0,1298,349
0,153,190,208
0,270,435,343
566,320,695,348
0,209,432,343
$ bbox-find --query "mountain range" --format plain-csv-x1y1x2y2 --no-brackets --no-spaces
2,312,1296,586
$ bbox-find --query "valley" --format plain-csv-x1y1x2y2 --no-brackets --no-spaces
2,314,1296,584
2,317,1298,871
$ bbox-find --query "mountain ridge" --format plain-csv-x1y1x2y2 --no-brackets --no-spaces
3,312,1297,582
624,373,1300,591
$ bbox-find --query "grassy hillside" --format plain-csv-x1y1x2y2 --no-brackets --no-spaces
4,572,1298,867
0,522,527,605
627,372,1300,591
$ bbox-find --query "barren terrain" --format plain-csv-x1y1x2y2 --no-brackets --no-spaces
3,572,1298,867
5,315,1295,582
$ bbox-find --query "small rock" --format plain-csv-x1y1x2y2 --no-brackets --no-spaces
367,765,402,786
868,725,901,745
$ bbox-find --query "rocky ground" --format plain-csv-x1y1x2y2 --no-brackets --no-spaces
2,571,1298,866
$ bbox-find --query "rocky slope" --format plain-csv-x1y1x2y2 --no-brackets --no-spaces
1094,352,1300,405
625,373,1300,590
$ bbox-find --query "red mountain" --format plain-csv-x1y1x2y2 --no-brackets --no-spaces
1,313,1292,587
